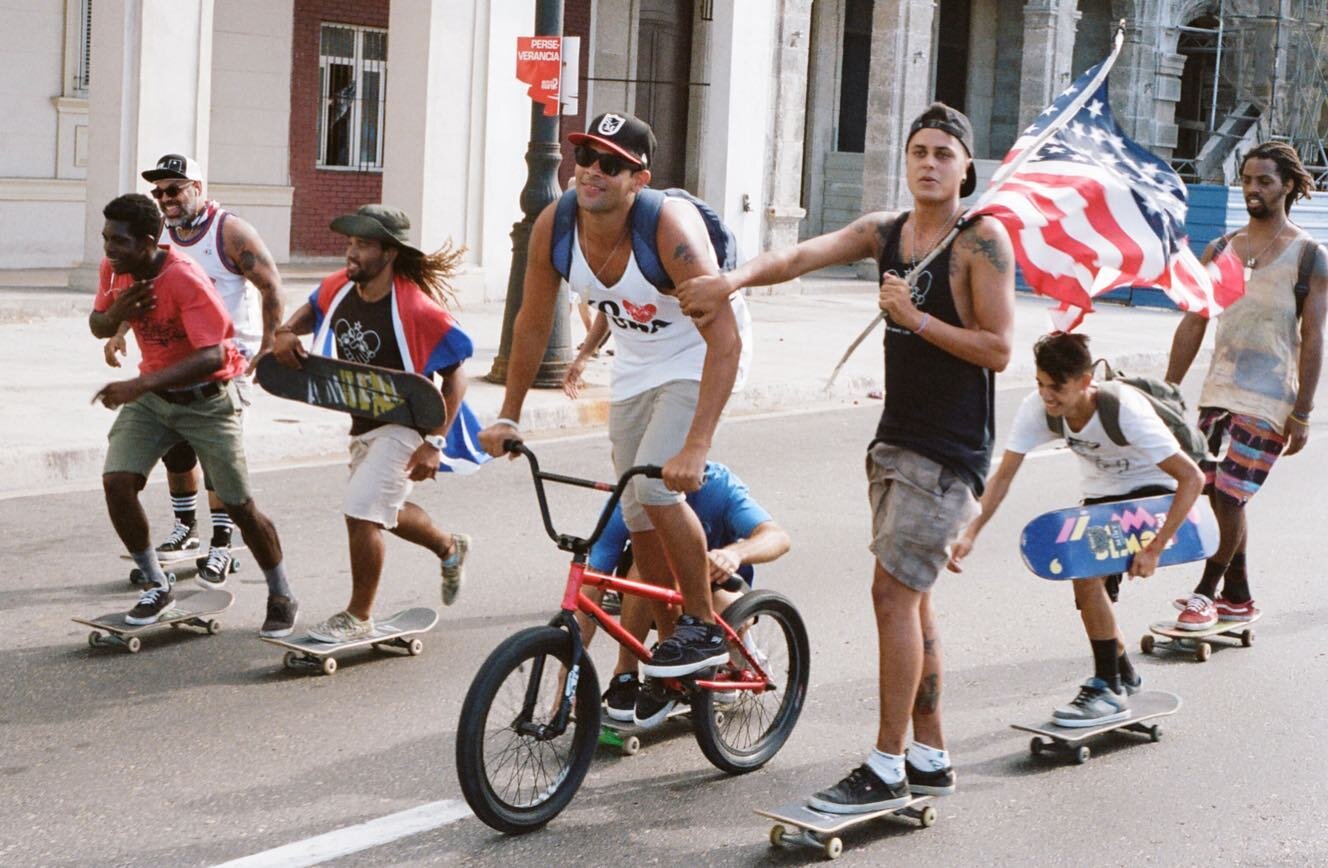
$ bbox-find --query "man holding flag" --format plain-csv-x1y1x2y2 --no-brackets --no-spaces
678,102,1016,811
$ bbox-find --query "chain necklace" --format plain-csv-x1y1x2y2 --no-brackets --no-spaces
580,218,630,285
1239,222,1289,282
909,205,961,271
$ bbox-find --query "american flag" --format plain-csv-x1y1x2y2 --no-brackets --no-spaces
969,47,1243,330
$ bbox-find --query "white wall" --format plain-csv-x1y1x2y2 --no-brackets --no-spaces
0,1,65,178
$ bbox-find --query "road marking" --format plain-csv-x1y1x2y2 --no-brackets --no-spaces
215,799,472,867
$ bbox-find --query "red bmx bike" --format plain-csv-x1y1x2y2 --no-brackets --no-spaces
456,443,810,834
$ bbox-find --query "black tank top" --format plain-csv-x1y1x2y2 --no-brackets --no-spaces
873,212,995,495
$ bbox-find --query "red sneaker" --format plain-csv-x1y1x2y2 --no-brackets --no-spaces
1175,594,1218,631
1214,596,1259,621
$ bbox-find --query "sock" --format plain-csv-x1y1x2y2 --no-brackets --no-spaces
1091,639,1120,692
906,740,950,772
1221,552,1251,603
866,748,905,785
1193,557,1226,600
262,562,292,598
131,549,169,590
210,508,234,548
171,492,198,528
1118,652,1138,685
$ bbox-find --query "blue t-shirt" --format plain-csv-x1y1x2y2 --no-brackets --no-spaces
588,462,772,581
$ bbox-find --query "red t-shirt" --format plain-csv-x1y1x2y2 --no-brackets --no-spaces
94,247,246,383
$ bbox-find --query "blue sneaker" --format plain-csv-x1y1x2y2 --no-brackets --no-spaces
1052,677,1129,728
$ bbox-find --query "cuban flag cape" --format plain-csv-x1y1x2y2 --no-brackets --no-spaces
309,270,490,475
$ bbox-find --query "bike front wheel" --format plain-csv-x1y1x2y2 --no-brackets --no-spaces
456,625,601,833
692,589,810,774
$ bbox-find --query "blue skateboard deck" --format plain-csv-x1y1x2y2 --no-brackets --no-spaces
1019,494,1217,580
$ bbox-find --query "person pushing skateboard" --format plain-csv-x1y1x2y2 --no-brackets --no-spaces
950,332,1203,725
90,193,299,636
273,205,479,643
1165,142,1328,629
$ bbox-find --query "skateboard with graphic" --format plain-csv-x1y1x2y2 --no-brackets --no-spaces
73,590,234,653
255,354,444,429
757,796,936,859
121,545,248,587
1142,610,1262,662
1012,690,1181,764
1019,495,1218,580
261,607,438,675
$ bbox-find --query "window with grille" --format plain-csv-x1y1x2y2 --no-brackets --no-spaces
317,24,387,171
64,0,92,98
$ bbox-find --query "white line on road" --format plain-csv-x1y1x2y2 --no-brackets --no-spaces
214,799,473,868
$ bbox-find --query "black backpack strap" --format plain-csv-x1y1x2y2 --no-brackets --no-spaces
879,211,909,271
1209,229,1239,258
549,189,580,280
1044,411,1065,439
1094,382,1130,449
1295,239,1322,319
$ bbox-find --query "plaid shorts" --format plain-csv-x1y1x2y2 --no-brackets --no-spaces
1198,407,1286,506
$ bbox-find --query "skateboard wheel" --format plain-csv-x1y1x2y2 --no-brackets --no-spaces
126,636,142,654
714,710,725,726
1140,634,1154,655
88,631,102,648
231,558,241,573
166,572,177,586
769,824,786,848
824,836,843,859
919,805,937,828
206,619,221,635
1029,737,1045,756
1148,725,1162,743
408,638,424,656
129,568,144,585
1241,629,1253,647
622,736,640,756
282,651,300,670
321,656,337,676
1073,745,1090,764
1195,642,1211,662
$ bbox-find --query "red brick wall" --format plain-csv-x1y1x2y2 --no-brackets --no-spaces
289,0,389,256
558,0,592,189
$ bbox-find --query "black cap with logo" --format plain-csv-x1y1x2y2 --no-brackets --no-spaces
907,103,977,198
569,112,656,169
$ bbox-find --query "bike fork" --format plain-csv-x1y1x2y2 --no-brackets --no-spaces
516,611,585,740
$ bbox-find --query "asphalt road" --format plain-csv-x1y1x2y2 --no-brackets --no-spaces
2,390,1326,866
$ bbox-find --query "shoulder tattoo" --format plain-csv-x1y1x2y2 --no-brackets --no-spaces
673,241,697,266
958,224,1010,274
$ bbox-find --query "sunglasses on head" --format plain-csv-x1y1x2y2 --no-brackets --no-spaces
150,183,193,200
573,144,642,176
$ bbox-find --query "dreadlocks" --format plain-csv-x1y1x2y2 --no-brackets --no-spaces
394,239,467,308
1241,142,1316,215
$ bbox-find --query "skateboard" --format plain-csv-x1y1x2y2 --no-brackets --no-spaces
261,607,438,675
598,704,696,756
1020,495,1218,580
255,354,444,430
1011,690,1181,764
121,545,248,587
757,796,936,860
1142,610,1262,662
73,589,234,653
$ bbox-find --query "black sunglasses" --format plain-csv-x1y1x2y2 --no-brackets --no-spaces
573,144,642,176
150,183,193,200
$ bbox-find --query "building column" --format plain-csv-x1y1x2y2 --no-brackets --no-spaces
1016,0,1081,132
1108,17,1155,144
860,0,936,214
760,0,813,292
75,0,214,288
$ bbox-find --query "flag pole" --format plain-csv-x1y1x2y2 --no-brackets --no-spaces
825,22,1128,390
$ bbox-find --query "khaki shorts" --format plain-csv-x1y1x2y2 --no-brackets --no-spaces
344,424,421,529
866,443,978,592
104,384,252,505
609,379,701,532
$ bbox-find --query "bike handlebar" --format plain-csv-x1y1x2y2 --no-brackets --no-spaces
503,441,663,554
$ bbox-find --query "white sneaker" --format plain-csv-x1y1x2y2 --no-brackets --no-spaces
306,610,374,643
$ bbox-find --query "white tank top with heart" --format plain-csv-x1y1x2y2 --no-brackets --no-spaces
569,224,750,401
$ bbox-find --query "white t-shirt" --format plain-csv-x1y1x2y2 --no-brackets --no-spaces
1005,387,1182,498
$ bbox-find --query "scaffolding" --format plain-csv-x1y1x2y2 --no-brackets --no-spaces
1172,0,1328,188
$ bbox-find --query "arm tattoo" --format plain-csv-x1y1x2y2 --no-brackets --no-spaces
959,227,1010,274
239,248,257,274
914,673,940,715
673,242,697,266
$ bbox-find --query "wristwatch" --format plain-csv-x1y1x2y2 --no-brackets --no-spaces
424,434,446,451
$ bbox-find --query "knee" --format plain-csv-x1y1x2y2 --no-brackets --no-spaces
162,442,198,474
345,516,383,535
103,472,144,500
222,499,260,526
871,564,919,617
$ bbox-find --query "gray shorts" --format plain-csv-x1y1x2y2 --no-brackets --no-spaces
609,379,700,532
867,443,978,592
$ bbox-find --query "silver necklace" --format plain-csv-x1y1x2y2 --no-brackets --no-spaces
1240,222,1289,282
909,206,960,271
580,219,629,285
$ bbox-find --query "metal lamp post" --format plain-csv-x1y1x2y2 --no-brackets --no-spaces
486,0,571,387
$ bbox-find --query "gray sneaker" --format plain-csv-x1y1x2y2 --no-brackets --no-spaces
1052,677,1130,728
306,610,372,643
440,533,470,606
260,594,299,638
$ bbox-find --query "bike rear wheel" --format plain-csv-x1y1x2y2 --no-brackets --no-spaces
691,589,810,774
456,625,601,833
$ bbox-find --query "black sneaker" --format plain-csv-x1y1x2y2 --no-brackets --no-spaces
808,764,910,814
260,595,298,638
156,519,200,554
195,547,233,590
640,614,728,677
602,673,639,722
125,586,175,626
601,590,622,616
905,759,956,796
1120,669,1143,696
632,677,682,729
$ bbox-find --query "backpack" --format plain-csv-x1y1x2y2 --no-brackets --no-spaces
1044,359,1207,464
1210,231,1322,318
550,187,738,289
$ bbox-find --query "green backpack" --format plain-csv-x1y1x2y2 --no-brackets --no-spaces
1044,360,1207,464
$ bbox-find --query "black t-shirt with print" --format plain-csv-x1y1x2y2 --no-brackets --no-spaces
332,288,407,436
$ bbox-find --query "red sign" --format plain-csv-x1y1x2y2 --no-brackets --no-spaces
516,37,561,117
